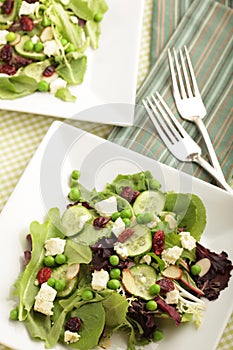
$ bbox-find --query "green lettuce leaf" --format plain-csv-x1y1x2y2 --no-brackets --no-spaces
14,214,64,321
101,292,129,328
164,193,206,241
67,0,108,20
64,238,92,265
0,75,37,99
56,55,87,85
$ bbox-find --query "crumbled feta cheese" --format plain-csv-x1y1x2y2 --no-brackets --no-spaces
37,283,57,302
34,298,54,316
91,269,109,291
70,15,79,24
146,215,160,229
164,213,177,229
64,330,81,344
19,1,39,16
161,246,183,265
140,254,151,265
50,77,67,94
114,242,128,260
78,214,91,231
179,231,196,250
34,283,57,316
94,196,118,217
165,289,179,304
44,237,66,256
0,30,9,45
43,40,60,57
112,217,125,237
31,35,39,44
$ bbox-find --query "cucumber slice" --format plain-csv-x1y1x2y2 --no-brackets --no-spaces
61,205,92,237
123,225,152,257
133,190,165,215
15,35,46,61
122,264,157,300
51,264,78,297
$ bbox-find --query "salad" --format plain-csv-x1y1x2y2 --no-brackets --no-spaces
10,170,233,349
0,0,108,102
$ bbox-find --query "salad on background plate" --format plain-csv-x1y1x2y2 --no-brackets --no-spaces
0,0,108,102
9,169,233,349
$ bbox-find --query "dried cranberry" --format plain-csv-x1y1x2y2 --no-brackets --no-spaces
121,186,140,203
93,217,110,230
20,16,34,31
152,230,165,255
1,0,14,15
37,267,52,284
42,65,56,77
118,228,134,243
0,44,13,63
156,278,175,294
65,317,82,332
0,64,16,75
25,0,38,3
26,234,32,251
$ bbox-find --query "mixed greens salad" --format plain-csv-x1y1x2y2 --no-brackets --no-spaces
0,0,108,102
10,170,233,349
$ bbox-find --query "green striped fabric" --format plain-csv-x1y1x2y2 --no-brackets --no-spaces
109,0,233,187
150,0,233,65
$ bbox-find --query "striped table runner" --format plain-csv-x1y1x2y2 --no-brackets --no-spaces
109,0,233,187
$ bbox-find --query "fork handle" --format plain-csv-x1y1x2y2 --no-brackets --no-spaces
194,155,233,194
193,116,225,181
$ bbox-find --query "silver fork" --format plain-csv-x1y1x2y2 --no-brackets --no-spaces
168,46,225,181
143,92,233,193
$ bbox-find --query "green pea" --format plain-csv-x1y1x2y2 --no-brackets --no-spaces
109,255,119,266
149,283,160,295
65,43,75,53
24,39,34,52
6,31,16,42
81,289,94,301
41,16,51,27
111,212,121,221
9,308,18,320
120,208,132,219
55,279,66,291
34,41,44,52
107,279,120,290
38,80,49,92
191,264,201,276
122,217,131,227
110,268,121,279
94,13,103,22
55,254,67,265
146,300,157,311
69,187,80,201
47,277,56,287
148,178,160,190
153,329,164,341
61,37,68,46
71,169,80,180
44,255,55,267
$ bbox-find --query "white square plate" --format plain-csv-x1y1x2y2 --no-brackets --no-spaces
0,121,232,350
0,0,144,126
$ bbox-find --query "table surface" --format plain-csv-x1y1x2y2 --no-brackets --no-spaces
0,1,232,349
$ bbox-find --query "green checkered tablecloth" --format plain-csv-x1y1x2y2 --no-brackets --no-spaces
0,1,232,349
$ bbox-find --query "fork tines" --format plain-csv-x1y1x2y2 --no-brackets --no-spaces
143,92,185,146
168,46,200,99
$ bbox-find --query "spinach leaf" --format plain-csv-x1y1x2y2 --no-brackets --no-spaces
56,55,87,85
70,302,105,349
